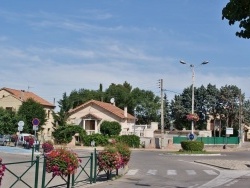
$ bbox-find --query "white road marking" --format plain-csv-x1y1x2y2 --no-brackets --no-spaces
126,169,138,175
186,170,196,175
198,170,250,188
147,169,157,175
203,170,218,175
167,170,177,175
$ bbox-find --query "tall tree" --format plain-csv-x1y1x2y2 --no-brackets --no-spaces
104,82,132,111
17,98,46,134
164,93,172,129
219,85,242,129
222,0,250,39
0,107,19,134
130,88,160,124
52,92,72,127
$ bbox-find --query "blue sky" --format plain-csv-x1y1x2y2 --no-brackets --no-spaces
0,0,249,110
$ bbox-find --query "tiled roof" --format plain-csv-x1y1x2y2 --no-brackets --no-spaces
1,87,55,107
69,99,135,120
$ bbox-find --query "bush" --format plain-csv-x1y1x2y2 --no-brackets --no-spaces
97,143,131,179
115,142,131,166
0,158,6,186
100,121,121,136
98,145,122,172
116,135,140,148
52,125,86,144
45,148,81,177
42,140,54,153
82,133,109,146
181,140,204,151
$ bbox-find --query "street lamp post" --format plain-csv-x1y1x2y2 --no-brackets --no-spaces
180,60,209,135
134,108,136,135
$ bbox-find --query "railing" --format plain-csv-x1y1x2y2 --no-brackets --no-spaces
2,147,102,188
3,156,40,188
173,136,240,144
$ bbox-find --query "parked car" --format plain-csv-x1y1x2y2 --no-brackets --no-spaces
0,134,11,146
17,133,34,146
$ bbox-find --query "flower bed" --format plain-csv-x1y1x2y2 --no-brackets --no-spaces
42,141,54,153
0,158,6,186
45,148,81,177
186,113,199,121
97,143,131,179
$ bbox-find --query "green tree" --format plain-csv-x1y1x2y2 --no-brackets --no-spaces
170,84,243,132
222,0,250,39
164,93,171,129
104,82,132,110
52,124,86,144
52,92,72,127
131,88,160,124
219,85,242,129
0,107,19,134
100,121,121,136
17,98,46,134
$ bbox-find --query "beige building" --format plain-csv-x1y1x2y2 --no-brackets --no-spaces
0,87,55,141
68,100,136,135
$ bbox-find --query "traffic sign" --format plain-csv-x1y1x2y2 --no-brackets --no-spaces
33,125,38,131
18,127,23,131
188,133,196,141
32,118,40,126
18,121,24,127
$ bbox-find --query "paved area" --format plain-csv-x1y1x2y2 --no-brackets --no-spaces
0,145,41,155
194,142,250,170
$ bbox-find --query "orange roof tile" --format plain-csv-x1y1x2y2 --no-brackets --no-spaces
69,100,135,120
1,87,55,107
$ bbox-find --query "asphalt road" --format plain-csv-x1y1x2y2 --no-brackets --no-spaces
2,146,250,188
88,150,250,188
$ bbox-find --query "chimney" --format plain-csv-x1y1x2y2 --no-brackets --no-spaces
124,106,127,118
20,90,25,101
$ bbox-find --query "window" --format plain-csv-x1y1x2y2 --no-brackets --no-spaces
6,107,13,112
47,110,50,119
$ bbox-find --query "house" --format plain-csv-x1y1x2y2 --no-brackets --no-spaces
67,99,136,135
0,87,55,141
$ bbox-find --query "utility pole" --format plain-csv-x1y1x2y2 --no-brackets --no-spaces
239,90,243,144
159,79,164,149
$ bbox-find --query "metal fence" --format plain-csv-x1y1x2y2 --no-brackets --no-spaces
2,147,104,188
173,136,239,145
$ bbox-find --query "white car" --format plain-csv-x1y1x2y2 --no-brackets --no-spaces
17,133,35,146
0,134,11,146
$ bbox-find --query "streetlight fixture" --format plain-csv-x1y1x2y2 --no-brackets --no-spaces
180,60,209,135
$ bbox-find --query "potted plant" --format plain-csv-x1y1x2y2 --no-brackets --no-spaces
97,145,123,180
42,141,54,153
0,158,6,186
45,148,81,177
186,113,199,122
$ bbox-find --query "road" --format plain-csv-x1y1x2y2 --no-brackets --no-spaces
1,146,250,188
89,150,250,188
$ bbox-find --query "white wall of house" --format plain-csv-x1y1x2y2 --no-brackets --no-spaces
68,104,134,135
0,95,22,111
0,90,55,142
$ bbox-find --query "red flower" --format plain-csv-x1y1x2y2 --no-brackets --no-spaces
45,148,80,177
186,113,199,122
0,158,6,186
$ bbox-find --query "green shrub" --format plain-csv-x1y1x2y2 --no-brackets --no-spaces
100,121,121,136
115,142,131,166
181,140,204,151
116,135,140,148
52,124,86,144
82,133,109,146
